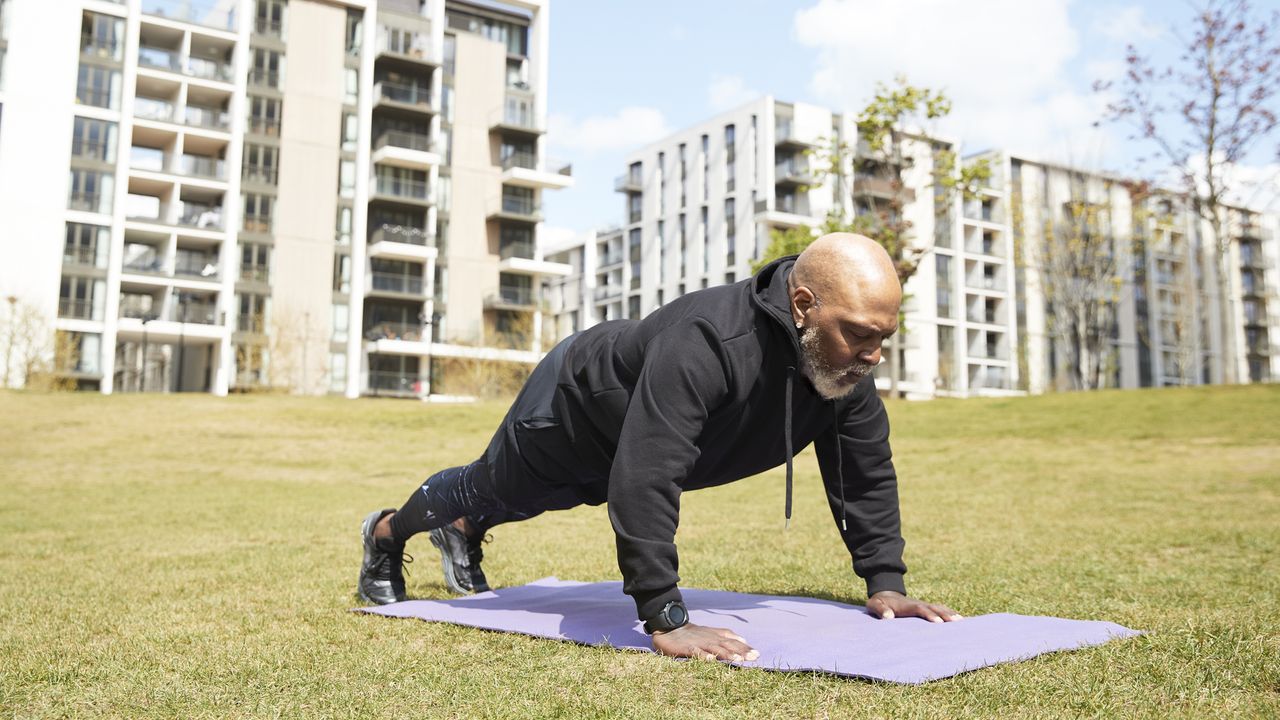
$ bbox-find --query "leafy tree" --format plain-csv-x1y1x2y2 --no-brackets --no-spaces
1095,0,1280,383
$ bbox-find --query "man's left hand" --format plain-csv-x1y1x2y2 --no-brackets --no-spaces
867,591,962,622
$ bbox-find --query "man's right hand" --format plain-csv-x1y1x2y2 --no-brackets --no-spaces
650,623,759,662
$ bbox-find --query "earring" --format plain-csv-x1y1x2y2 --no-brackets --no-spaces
795,322,803,329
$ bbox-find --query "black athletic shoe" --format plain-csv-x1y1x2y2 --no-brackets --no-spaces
429,523,490,594
358,509,412,605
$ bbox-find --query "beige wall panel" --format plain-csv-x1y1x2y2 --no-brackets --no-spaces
445,31,508,343
273,0,347,392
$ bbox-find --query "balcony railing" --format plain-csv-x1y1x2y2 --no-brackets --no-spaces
367,371,425,396
247,117,281,137
242,164,279,185
123,256,165,274
184,105,230,130
500,195,540,218
58,299,97,320
134,97,175,122
187,56,233,82
68,192,108,214
119,300,156,320
76,87,114,109
375,130,436,154
80,34,121,61
63,247,101,267
371,224,434,247
242,214,272,233
180,155,225,179
377,29,437,63
594,285,623,301
370,272,425,295
499,241,535,260
174,258,218,278
72,139,114,163
237,313,266,333
141,0,237,32
614,173,643,192
366,321,428,342
598,250,624,267
138,45,181,71
239,266,270,283
374,175,431,202
249,68,281,88
490,285,535,307
178,202,224,229
376,80,432,108
169,302,218,324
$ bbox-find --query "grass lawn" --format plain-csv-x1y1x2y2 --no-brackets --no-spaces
1,384,1278,718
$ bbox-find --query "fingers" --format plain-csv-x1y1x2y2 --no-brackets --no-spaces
871,596,964,622
867,596,894,619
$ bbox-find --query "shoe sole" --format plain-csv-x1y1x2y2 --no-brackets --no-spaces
429,528,471,595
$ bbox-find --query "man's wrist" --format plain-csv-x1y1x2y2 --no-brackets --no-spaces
643,600,689,634
865,571,907,599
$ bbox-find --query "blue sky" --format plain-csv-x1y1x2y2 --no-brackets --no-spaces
538,0,1280,244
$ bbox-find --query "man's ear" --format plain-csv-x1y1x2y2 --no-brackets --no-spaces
791,286,815,325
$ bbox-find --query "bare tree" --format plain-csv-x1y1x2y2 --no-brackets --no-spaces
1096,0,1280,383
1036,189,1123,391
1,298,75,390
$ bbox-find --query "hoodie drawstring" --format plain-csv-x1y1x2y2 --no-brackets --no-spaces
782,369,849,533
784,366,794,529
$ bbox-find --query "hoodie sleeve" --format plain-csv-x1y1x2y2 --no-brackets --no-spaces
814,376,908,598
607,318,731,621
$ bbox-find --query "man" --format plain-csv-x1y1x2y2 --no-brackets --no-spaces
358,233,960,662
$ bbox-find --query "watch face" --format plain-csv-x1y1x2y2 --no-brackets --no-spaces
668,603,687,626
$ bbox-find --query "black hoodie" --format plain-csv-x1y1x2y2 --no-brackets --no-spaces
545,256,907,620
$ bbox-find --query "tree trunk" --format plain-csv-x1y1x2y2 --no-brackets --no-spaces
1217,249,1239,384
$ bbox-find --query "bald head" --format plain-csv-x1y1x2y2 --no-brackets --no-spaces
792,233,901,313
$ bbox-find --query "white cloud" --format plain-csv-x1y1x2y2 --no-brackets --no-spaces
547,106,670,153
539,224,587,254
792,0,1111,162
1092,5,1163,43
707,74,759,112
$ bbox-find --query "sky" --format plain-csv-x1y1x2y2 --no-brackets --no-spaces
538,0,1280,248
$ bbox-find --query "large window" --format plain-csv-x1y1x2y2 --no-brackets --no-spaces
75,65,119,109
64,222,109,268
68,168,113,214
71,117,117,163
248,95,282,136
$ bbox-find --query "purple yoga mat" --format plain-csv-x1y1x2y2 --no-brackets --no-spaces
356,577,1141,684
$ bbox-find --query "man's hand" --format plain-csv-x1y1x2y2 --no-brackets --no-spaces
650,623,760,662
867,591,963,623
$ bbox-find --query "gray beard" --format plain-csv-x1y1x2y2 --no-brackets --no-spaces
798,327,875,400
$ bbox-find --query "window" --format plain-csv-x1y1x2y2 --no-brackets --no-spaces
254,0,286,37
71,117,117,163
240,242,271,283
724,124,736,193
344,68,358,105
725,198,736,265
628,295,641,319
700,206,709,274
678,143,687,208
701,134,710,202
64,222,109,267
59,276,99,320
679,213,687,278
250,48,284,88
657,220,666,285
243,143,279,185
248,95,282,136
336,205,353,246
242,192,274,233
81,12,124,61
238,292,270,333
332,253,351,293
657,151,666,216
76,65,119,109
331,305,349,344
338,159,355,198
345,8,362,55
68,168,113,214
628,192,642,224
445,9,528,56
936,254,952,317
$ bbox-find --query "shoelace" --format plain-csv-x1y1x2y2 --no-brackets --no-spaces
374,548,413,581
465,533,493,566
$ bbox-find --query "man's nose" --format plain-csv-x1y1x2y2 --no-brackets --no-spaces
859,342,882,365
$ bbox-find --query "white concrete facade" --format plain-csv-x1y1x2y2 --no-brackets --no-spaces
0,0,571,398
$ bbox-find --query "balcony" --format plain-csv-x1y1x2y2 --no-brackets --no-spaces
490,95,544,137
376,28,438,67
122,255,166,276
69,192,110,215
487,195,542,224
775,159,816,187
598,249,625,269
594,284,623,301
500,152,573,190
168,301,219,324
248,68,281,89
372,175,433,206
237,313,266,334
186,56,233,83
775,120,817,150
177,201,224,230
614,173,643,193
853,176,917,202
58,299,97,321
80,34,121,62
242,164,279,186
63,247,103,268
174,256,219,279
753,198,816,229
180,155,226,180
374,80,433,114
371,130,441,169
247,117,281,137
138,45,181,73
184,105,231,131
239,266,270,284
368,272,426,296
497,242,573,277
242,213,272,235
142,0,237,32
134,97,176,123
366,321,429,343
484,285,537,310
368,224,438,262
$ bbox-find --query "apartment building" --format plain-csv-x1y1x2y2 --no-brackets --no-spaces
0,0,571,397
548,96,1277,398
547,96,1021,399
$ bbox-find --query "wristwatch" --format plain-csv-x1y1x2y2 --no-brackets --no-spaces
643,600,689,634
